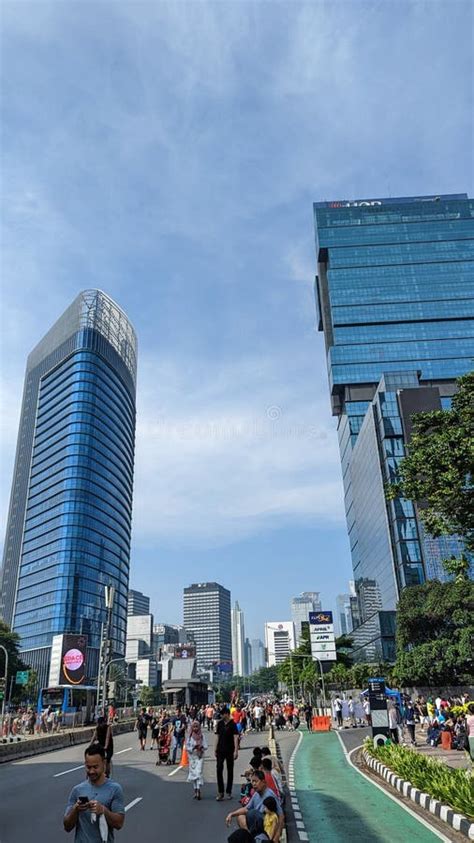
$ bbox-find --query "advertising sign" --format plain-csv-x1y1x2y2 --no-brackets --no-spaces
309,611,333,626
59,634,88,686
174,645,196,660
309,610,336,664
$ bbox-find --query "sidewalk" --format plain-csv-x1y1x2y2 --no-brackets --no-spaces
292,730,439,842
412,725,472,771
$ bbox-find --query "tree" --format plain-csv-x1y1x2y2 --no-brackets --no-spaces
138,685,159,706
22,669,39,704
388,371,474,557
0,621,28,700
393,578,474,686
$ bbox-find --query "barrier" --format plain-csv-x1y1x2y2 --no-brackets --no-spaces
311,716,331,732
0,720,135,763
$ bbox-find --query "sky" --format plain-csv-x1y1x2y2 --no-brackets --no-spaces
1,0,473,641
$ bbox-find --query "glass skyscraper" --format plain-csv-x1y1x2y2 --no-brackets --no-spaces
314,193,474,660
0,290,137,687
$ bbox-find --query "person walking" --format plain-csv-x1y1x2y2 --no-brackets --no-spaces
215,706,239,801
334,696,343,729
63,743,125,841
134,708,149,751
90,716,114,778
186,720,208,800
405,701,417,746
171,708,187,764
304,703,313,732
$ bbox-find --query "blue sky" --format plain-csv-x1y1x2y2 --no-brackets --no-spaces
1,1,473,640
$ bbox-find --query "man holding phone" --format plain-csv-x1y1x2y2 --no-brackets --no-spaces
64,743,125,841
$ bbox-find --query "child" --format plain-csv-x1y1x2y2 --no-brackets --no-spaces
263,795,279,841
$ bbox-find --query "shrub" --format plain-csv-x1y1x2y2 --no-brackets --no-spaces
364,739,474,819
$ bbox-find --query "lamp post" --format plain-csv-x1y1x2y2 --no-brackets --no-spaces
286,652,328,712
96,584,115,713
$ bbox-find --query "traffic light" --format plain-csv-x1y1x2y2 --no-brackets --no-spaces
0,677,6,701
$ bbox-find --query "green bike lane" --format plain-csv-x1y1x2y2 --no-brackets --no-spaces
292,731,441,842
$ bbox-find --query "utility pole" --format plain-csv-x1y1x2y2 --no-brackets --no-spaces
96,584,115,714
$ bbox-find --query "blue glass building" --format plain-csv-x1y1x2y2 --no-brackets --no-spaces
314,194,474,660
0,290,137,686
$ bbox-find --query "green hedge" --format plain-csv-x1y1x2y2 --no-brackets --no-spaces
364,739,474,820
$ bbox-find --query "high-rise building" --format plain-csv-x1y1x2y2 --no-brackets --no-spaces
250,638,265,673
264,621,296,666
335,592,353,636
291,592,321,642
126,614,154,662
314,193,474,660
0,290,137,686
243,637,252,676
231,600,245,676
183,582,232,670
127,589,150,616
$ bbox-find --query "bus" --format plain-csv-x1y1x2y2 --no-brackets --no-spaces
37,687,73,712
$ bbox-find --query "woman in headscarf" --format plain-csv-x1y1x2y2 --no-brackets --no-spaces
186,719,208,800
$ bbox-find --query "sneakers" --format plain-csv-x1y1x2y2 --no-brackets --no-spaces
216,794,224,801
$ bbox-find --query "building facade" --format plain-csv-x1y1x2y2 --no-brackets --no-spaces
264,621,296,666
231,600,245,676
250,638,265,673
0,290,137,686
127,589,150,616
335,586,354,636
314,194,474,660
291,592,321,643
183,582,232,670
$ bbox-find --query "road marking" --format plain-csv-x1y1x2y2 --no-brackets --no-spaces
115,747,132,755
343,742,451,843
168,765,185,777
54,764,84,778
124,797,142,812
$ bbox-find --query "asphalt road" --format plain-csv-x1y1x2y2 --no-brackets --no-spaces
0,728,270,843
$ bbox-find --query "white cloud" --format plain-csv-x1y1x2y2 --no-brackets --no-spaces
132,350,344,547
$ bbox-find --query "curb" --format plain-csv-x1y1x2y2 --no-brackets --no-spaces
362,749,474,840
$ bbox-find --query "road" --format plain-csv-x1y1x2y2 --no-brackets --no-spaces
0,728,267,843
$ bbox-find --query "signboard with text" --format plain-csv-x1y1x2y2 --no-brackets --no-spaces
309,610,336,664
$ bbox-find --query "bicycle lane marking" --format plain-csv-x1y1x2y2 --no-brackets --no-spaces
293,730,442,842
335,733,450,843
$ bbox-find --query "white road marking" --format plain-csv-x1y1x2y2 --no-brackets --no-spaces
54,764,84,778
168,765,186,777
115,747,132,755
124,797,142,812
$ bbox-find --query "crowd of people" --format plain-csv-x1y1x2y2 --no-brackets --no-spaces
64,696,300,840
332,689,474,758
1,705,61,737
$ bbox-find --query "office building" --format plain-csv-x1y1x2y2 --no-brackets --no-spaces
0,290,137,687
264,621,296,666
250,638,265,673
183,582,232,670
314,193,473,660
244,638,252,676
126,614,154,662
291,592,321,642
335,590,353,636
231,600,245,676
127,589,150,616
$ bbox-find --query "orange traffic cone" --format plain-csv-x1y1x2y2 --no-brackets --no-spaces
179,742,189,768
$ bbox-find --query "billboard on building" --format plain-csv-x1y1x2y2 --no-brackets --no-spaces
49,634,88,686
174,645,196,659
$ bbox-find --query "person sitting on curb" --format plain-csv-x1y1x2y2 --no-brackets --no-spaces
225,770,284,842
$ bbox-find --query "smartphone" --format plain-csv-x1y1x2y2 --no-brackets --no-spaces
78,796,89,804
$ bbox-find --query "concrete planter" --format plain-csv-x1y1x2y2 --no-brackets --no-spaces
362,748,474,840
